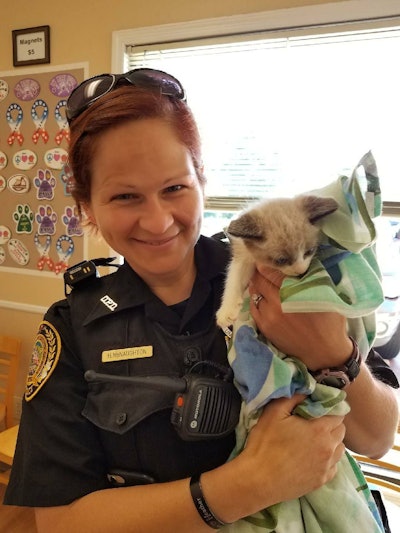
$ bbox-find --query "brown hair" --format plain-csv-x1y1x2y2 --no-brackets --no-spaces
68,86,205,222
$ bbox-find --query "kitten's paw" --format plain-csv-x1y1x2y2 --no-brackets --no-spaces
216,306,239,329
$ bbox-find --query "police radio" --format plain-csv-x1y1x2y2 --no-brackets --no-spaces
84,365,241,441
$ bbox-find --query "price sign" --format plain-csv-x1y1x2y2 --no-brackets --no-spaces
12,26,50,67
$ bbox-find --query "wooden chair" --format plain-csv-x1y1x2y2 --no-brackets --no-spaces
0,335,22,430
0,424,19,485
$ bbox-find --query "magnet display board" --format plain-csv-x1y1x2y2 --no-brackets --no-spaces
0,64,87,276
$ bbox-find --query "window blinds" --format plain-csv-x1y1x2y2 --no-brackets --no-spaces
126,25,400,209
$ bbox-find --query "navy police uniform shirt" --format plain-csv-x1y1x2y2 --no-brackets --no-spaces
5,235,235,506
4,235,398,507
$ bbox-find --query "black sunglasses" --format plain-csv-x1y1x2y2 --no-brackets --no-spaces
66,68,186,124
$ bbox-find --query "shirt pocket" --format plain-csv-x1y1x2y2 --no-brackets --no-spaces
82,382,175,435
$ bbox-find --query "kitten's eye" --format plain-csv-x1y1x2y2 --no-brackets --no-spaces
274,257,289,266
304,247,317,258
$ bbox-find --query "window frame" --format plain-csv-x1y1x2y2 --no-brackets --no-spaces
112,1,400,72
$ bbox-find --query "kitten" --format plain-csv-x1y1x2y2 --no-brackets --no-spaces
216,195,338,329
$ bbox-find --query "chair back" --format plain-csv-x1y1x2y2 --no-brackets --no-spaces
0,335,22,429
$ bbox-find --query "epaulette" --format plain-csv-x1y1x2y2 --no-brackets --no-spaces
63,257,120,296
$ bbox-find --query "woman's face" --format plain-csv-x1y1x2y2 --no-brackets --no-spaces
85,117,204,285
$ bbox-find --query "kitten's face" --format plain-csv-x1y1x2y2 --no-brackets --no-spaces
228,195,338,277
245,230,319,276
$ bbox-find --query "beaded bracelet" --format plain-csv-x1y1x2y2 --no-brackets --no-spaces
190,474,229,529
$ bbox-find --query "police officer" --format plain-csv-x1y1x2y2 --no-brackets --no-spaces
5,69,399,533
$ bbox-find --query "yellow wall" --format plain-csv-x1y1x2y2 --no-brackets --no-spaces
0,0,345,400
1,1,337,75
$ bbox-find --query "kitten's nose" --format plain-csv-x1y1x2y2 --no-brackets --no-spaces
290,262,309,276
292,270,306,277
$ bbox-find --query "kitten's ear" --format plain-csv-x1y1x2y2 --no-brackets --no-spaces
227,212,263,240
301,195,338,224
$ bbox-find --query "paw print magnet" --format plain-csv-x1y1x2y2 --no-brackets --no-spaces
36,205,57,235
13,204,34,234
34,169,56,200
62,206,83,237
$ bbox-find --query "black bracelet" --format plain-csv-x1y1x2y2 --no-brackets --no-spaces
190,474,228,529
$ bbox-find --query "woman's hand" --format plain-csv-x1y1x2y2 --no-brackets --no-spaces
249,266,353,370
202,394,346,522
243,395,346,501
248,265,399,460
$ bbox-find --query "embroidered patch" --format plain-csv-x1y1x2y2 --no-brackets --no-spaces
25,321,61,401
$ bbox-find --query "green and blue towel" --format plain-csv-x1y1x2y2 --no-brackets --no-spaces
222,152,385,532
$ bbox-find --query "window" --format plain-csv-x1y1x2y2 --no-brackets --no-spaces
113,3,400,233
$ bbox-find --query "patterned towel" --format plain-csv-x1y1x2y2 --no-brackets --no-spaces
280,150,383,355
221,152,385,533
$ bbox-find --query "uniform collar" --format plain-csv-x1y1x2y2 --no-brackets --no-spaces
81,235,229,326
195,234,230,281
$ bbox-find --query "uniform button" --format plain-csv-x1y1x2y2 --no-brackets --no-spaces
116,412,127,425
184,347,202,366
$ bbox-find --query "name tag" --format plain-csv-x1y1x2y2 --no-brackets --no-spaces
102,346,153,362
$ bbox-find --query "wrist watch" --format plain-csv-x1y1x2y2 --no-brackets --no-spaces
310,337,361,389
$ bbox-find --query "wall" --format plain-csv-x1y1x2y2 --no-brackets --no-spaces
0,0,365,408
1,1,338,74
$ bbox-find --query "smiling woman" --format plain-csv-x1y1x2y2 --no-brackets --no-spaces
86,117,204,301
4,67,399,533
67,85,206,303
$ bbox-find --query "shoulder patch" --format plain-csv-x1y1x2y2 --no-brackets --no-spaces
25,320,61,401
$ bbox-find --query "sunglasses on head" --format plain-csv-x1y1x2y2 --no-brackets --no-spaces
66,68,186,124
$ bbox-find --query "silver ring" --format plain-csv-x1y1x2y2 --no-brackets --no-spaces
251,293,263,309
